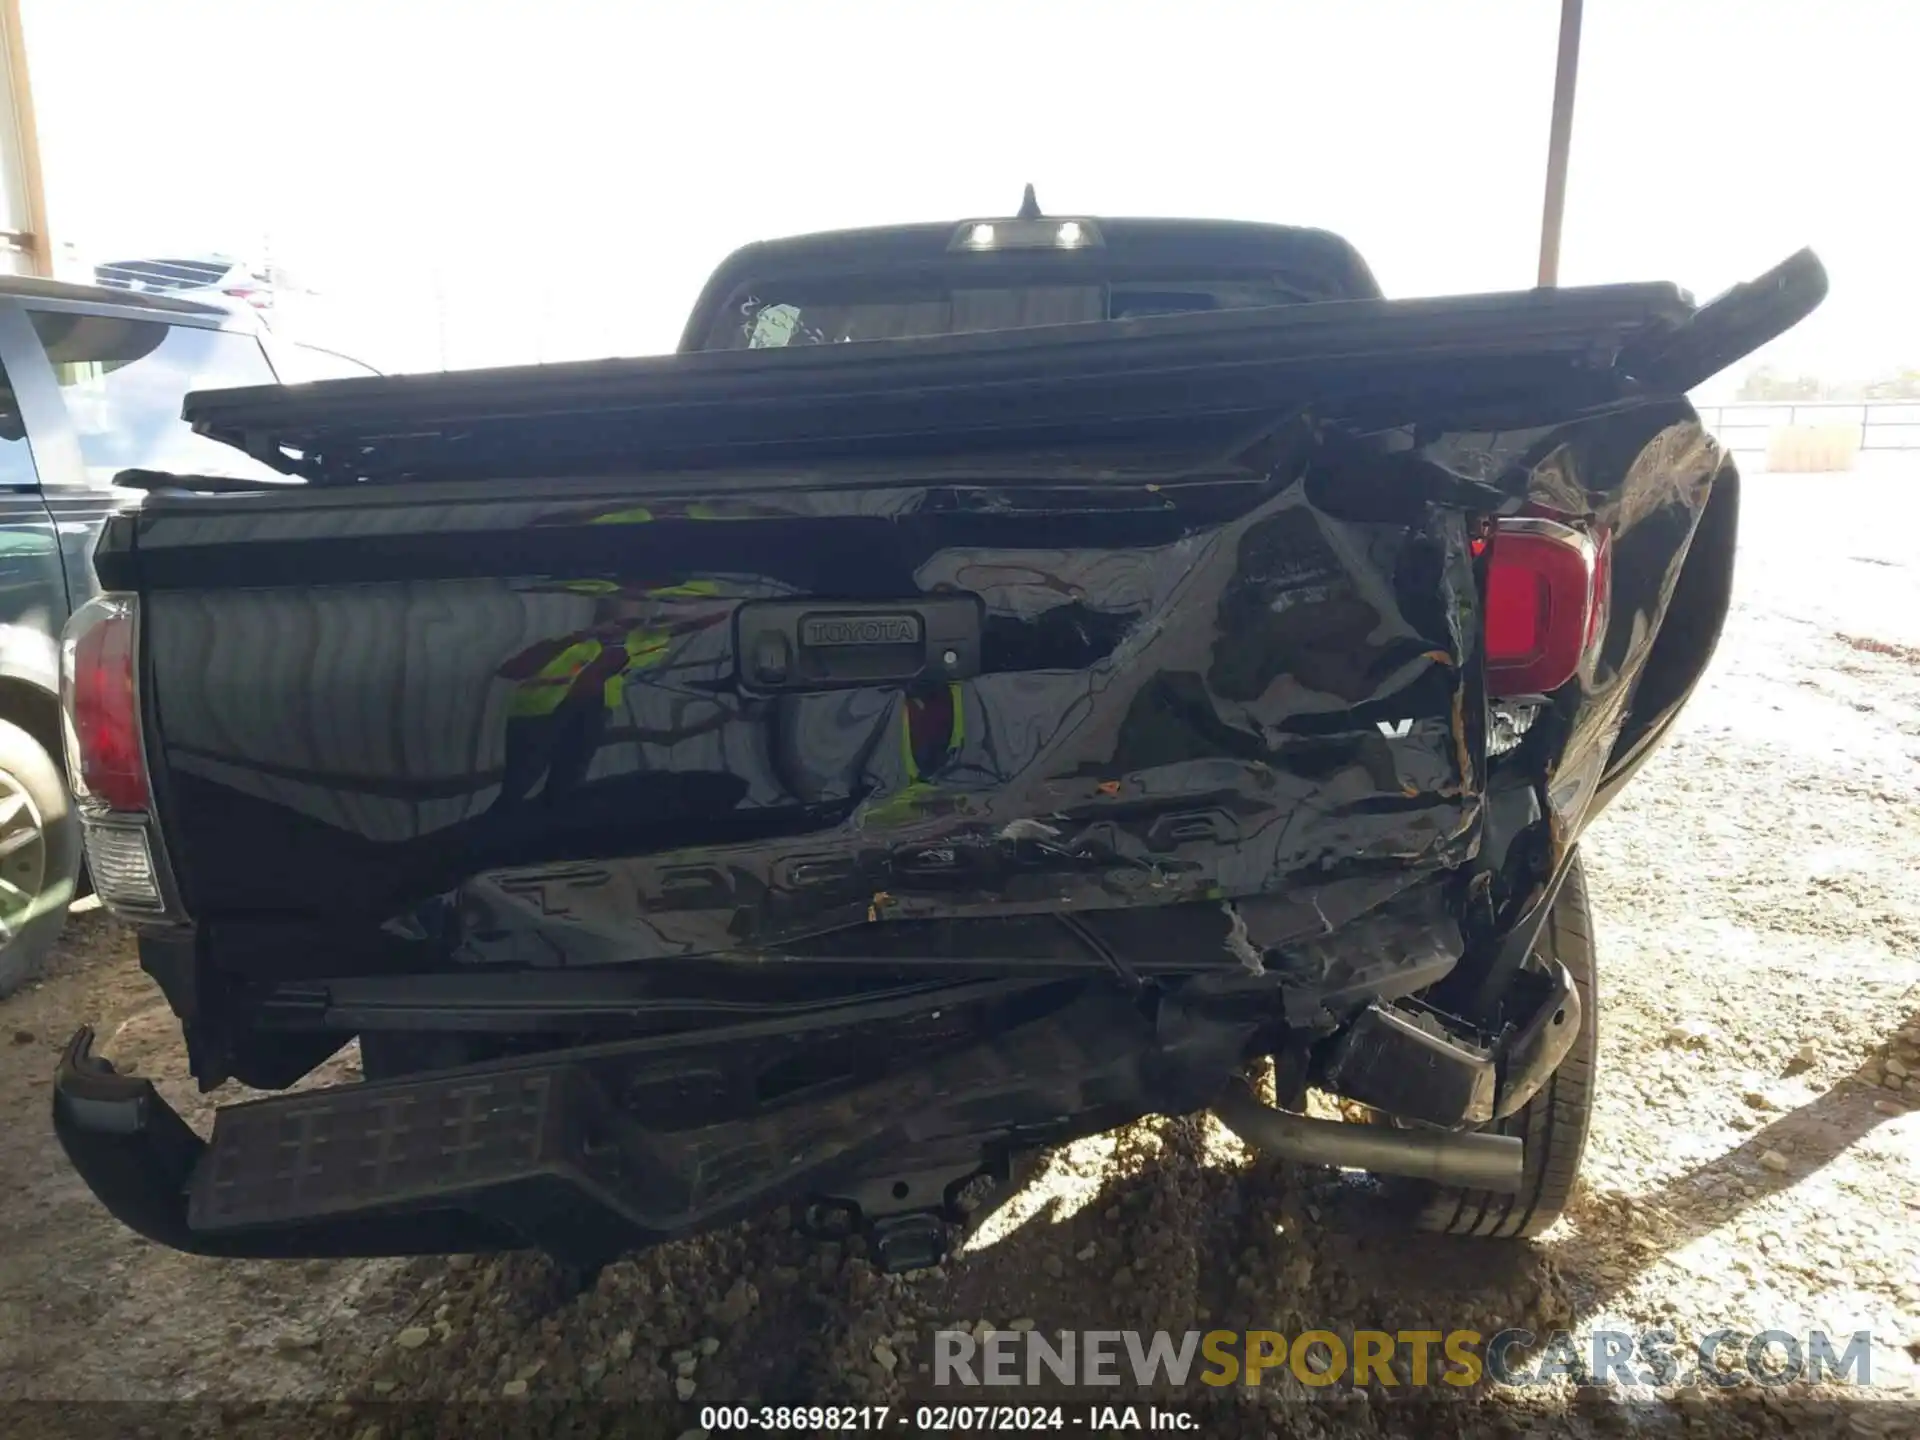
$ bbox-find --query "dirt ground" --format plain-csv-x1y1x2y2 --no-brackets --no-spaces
1,471,1916,1438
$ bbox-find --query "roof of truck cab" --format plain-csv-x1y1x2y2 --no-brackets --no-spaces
0,272,230,317
678,215,1383,351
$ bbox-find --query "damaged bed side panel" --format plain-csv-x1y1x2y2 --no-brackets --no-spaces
1437,399,1729,853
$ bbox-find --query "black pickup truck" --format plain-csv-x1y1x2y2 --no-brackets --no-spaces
51,205,1823,1273
0,277,373,999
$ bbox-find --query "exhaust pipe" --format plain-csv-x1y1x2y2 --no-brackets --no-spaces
1212,1082,1525,1194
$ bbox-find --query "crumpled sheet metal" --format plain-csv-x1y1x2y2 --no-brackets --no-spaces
144,404,1723,968
1493,404,1724,852
449,454,1483,964
451,405,1722,967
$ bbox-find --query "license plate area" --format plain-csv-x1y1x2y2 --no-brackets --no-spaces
736,596,983,692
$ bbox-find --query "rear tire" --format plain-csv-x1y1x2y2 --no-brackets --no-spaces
0,717,81,1000
1399,852,1598,1239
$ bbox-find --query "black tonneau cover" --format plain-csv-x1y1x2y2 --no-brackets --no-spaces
181,251,1823,487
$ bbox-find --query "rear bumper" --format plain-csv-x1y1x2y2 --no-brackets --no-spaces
49,981,1246,1265
55,883,1580,1263
51,1027,517,1259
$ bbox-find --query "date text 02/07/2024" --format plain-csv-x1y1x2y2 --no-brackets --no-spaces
698,1404,1202,1431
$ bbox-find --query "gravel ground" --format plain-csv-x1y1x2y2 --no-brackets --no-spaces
1,471,1915,1438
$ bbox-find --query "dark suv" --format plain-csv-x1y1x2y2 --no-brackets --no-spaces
0,275,373,996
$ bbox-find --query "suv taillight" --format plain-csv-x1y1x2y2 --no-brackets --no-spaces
61,595,170,915
1483,517,1609,697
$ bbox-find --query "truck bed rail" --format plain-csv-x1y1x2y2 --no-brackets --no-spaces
171,250,1823,489
183,285,1707,487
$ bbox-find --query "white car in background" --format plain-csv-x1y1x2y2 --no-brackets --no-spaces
90,255,379,380
92,254,295,325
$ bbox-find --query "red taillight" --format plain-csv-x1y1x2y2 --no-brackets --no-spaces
222,286,272,310
1483,518,1605,696
61,595,149,813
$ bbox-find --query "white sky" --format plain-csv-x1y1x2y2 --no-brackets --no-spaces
21,0,1917,391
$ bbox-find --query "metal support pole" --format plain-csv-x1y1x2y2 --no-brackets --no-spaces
0,0,51,277
1536,0,1585,287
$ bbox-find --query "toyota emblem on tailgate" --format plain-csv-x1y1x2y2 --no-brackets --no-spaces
800,613,923,648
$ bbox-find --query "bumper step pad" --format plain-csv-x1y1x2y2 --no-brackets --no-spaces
50,1027,517,1259
194,1064,586,1228
187,1062,635,1266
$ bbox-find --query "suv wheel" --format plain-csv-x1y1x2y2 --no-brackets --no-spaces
0,717,81,999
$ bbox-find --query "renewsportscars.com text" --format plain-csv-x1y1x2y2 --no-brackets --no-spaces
934,1327,1874,1390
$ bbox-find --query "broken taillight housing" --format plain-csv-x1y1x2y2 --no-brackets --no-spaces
1483,516,1609,698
